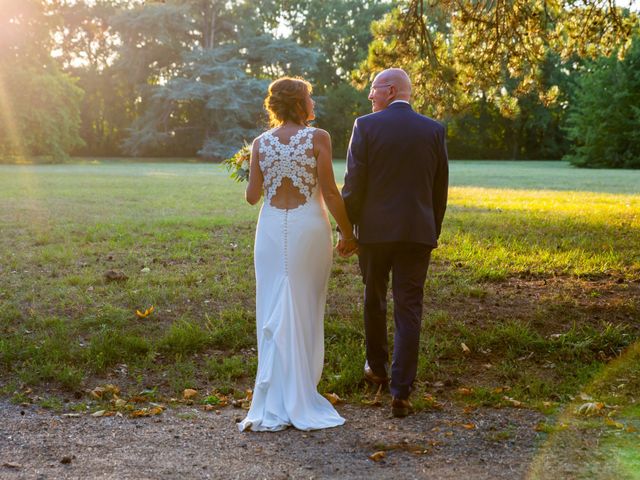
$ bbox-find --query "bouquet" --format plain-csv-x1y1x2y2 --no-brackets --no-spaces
223,143,251,183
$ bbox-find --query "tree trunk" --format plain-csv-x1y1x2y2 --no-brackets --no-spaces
203,1,216,50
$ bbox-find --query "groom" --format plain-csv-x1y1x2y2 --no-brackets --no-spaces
340,68,448,417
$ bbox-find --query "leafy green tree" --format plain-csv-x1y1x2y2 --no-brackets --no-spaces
447,52,574,160
112,0,317,158
354,1,637,160
0,67,85,160
358,1,639,118
279,0,391,89
0,1,84,160
316,83,372,157
564,37,640,168
51,0,136,155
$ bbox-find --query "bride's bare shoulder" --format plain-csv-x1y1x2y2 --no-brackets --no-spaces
312,128,331,143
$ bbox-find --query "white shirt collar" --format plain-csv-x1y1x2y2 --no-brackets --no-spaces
389,100,410,106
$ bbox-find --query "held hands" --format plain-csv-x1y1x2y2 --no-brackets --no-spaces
336,233,359,258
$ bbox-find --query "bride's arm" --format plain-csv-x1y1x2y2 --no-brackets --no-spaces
245,138,263,205
315,129,356,245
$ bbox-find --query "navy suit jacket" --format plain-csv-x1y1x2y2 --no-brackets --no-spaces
342,102,448,247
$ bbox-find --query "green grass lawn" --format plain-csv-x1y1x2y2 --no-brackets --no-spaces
447,160,640,194
0,160,638,419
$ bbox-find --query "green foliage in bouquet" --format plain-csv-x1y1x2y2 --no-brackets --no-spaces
223,143,251,182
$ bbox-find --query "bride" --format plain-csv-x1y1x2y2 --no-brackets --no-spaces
238,77,357,432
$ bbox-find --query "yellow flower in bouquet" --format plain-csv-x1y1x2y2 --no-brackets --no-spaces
223,143,251,182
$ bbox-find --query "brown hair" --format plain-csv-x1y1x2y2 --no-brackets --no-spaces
264,77,312,128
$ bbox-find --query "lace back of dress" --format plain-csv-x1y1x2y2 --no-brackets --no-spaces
259,127,317,210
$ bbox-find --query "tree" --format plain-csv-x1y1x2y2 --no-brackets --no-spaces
0,67,84,160
278,0,391,89
446,52,574,159
356,1,639,118
112,0,318,158
0,0,84,160
564,37,640,168
51,0,136,156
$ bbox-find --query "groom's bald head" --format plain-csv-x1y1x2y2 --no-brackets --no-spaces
378,68,412,99
368,68,412,112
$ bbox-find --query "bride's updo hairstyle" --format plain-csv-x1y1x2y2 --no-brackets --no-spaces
265,77,312,127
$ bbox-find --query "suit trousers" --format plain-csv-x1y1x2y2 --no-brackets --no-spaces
358,242,432,399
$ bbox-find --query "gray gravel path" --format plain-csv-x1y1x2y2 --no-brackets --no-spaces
1,401,547,479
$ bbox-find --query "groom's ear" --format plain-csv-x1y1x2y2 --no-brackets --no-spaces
387,85,397,100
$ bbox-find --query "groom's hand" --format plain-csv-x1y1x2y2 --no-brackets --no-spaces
337,235,359,257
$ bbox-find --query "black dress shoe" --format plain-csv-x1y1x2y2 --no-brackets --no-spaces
391,397,413,418
364,364,388,385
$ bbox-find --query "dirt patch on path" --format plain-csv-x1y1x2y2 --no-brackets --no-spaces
1,401,546,480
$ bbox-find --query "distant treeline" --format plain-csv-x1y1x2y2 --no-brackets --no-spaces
0,1,638,167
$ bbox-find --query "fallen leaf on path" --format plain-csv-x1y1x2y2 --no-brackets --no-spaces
462,423,476,429
503,396,523,407
461,342,470,354
135,306,154,318
492,386,511,394
457,387,474,396
604,417,624,429
369,451,386,462
576,402,605,416
324,393,342,405
423,394,444,409
130,406,164,417
129,396,150,403
183,389,198,400
90,387,105,399
104,384,120,395
3,462,21,469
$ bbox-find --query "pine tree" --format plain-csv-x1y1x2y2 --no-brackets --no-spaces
564,37,640,169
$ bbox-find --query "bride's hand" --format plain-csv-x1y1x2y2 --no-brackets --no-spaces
337,236,358,257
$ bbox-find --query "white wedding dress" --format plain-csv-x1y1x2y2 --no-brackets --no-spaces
238,126,345,432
